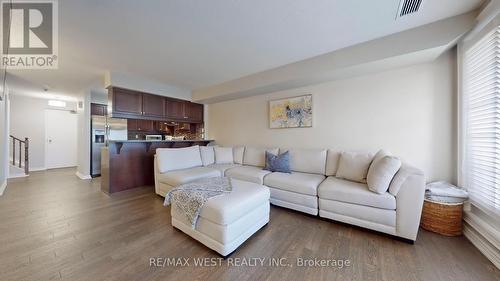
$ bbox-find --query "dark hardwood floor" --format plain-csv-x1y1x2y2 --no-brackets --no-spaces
0,168,498,281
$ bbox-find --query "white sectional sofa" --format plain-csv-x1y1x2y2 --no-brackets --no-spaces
155,145,426,242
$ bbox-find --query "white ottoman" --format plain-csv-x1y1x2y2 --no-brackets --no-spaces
171,179,270,256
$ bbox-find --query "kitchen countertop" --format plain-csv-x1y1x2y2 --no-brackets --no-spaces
108,139,214,143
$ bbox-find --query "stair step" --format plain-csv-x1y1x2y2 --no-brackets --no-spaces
9,164,28,178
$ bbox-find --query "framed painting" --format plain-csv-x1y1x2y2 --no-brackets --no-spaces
269,95,312,129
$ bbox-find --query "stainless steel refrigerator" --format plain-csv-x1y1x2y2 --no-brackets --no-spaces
91,116,127,177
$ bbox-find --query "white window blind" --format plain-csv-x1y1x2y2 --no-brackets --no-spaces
463,26,500,217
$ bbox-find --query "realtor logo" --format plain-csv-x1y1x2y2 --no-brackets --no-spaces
1,0,58,69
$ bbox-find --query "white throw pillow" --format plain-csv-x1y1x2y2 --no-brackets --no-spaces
371,149,391,165
336,151,373,183
233,147,245,164
156,146,202,173
199,146,215,166
214,147,234,164
367,155,402,194
286,148,327,174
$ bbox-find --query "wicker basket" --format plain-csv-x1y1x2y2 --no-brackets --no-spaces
420,199,463,236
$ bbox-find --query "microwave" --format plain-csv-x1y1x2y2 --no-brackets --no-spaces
145,135,163,141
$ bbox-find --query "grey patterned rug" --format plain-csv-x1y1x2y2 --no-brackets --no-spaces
164,177,232,228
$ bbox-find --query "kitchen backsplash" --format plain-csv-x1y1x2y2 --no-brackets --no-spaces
128,123,204,140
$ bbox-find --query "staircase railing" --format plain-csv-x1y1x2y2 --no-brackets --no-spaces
10,135,29,175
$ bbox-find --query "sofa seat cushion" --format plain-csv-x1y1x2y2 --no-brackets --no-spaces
225,166,271,185
318,177,396,210
157,167,221,187
208,164,241,176
319,199,396,227
264,172,325,196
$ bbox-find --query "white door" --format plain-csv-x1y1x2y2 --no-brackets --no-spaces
45,109,78,169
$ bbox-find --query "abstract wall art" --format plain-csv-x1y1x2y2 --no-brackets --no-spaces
269,95,312,129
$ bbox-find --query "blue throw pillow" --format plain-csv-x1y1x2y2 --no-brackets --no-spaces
264,151,291,173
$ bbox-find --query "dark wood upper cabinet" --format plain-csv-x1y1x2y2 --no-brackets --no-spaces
108,86,204,123
111,88,143,116
91,103,107,116
165,99,186,120
184,102,203,123
142,94,165,118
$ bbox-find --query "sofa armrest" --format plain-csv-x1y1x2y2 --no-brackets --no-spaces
391,164,426,241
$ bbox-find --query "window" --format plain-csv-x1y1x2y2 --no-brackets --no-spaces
463,26,500,217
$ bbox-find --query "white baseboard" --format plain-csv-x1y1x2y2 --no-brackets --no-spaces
30,167,46,172
463,211,500,269
0,180,6,196
8,173,27,179
75,171,91,180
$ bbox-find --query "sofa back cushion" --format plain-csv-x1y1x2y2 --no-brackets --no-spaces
325,150,341,176
156,146,202,173
243,147,279,167
199,146,215,166
285,148,327,175
336,151,374,183
214,146,234,164
367,155,402,194
233,147,245,164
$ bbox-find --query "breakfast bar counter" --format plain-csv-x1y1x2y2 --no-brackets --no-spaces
101,139,214,194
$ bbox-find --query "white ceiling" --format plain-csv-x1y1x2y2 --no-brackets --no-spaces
7,0,484,100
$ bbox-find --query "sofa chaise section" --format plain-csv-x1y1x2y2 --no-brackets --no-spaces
154,146,221,196
318,163,425,241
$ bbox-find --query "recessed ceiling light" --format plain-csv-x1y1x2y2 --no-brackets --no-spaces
48,100,66,107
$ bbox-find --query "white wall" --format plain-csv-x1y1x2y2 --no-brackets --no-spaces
91,90,107,105
0,88,9,195
207,49,457,183
76,90,91,178
9,95,77,171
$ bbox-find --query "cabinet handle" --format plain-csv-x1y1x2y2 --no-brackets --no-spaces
184,116,188,119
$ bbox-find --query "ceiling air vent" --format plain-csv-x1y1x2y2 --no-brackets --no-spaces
397,0,423,17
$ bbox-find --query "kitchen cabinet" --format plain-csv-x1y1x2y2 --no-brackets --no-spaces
142,94,164,118
165,100,203,123
111,88,143,116
91,103,107,116
127,119,154,132
109,86,204,123
184,102,203,122
165,99,185,120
